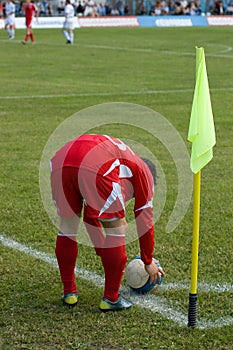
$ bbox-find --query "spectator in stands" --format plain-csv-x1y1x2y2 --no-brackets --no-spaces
180,0,190,14
75,0,85,15
226,0,233,14
84,0,94,16
136,0,146,15
211,0,225,14
124,3,129,15
97,2,106,16
188,0,201,15
19,0,25,16
41,0,48,15
116,0,124,15
149,3,156,15
161,0,169,14
154,1,162,15
111,4,120,15
57,0,65,15
168,0,176,14
91,2,99,16
14,0,21,16
174,1,184,14
104,0,112,15
36,1,44,16
47,0,53,15
0,0,3,18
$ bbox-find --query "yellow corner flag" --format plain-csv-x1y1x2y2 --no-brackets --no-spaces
188,47,216,174
187,47,216,328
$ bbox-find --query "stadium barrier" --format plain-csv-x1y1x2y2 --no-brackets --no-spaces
1,15,233,29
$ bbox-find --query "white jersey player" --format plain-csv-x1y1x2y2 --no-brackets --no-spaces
4,0,15,40
62,0,75,44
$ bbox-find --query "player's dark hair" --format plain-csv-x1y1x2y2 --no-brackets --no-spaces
141,158,157,185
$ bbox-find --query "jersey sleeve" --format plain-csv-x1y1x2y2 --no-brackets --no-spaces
133,163,155,265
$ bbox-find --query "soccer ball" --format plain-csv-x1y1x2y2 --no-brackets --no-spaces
124,256,163,294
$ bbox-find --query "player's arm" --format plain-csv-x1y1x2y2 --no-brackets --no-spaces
134,167,165,283
35,5,39,20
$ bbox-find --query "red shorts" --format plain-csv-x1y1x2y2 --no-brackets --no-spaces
26,18,32,28
50,167,125,221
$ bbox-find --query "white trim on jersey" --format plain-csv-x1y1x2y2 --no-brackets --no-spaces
119,164,133,178
103,159,120,177
57,233,77,237
135,198,153,212
99,182,125,217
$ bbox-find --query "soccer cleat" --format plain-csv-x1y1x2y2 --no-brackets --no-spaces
99,294,133,312
62,292,78,308
21,40,26,45
66,40,71,44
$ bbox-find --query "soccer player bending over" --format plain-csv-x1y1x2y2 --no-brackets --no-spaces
50,134,165,311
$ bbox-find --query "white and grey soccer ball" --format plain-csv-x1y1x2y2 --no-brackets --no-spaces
125,256,163,294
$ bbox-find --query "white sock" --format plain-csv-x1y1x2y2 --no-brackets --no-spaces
5,28,11,36
10,29,15,38
70,32,74,44
63,31,70,41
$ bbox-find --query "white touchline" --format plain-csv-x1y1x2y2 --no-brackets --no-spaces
0,234,232,329
1,87,233,100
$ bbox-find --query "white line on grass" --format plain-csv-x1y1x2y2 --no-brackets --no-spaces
82,44,233,58
1,87,233,100
0,234,232,329
1,38,232,58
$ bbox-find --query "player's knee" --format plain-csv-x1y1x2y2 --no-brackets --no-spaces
101,217,128,236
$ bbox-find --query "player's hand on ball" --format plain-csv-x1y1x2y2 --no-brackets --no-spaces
145,260,165,285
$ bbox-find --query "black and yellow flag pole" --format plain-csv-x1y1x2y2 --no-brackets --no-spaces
188,171,201,327
187,47,216,328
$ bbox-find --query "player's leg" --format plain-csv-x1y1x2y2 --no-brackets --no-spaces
22,26,31,44
83,215,105,257
99,218,132,311
51,167,83,307
9,22,15,40
69,29,74,44
62,21,71,43
10,27,15,40
30,28,35,43
55,215,80,307
100,218,128,300
79,168,132,310
5,22,11,38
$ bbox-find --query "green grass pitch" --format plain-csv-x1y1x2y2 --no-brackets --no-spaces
0,26,232,349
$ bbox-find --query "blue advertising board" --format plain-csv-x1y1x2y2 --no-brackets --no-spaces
137,15,209,27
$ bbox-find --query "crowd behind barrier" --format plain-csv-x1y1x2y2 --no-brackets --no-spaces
0,0,233,18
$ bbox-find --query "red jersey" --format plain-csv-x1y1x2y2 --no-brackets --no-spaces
24,3,38,21
51,134,155,264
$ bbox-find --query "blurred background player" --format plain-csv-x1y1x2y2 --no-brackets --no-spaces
62,0,75,44
50,134,165,311
22,0,39,44
4,0,15,40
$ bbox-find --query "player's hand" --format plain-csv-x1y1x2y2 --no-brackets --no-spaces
145,260,165,285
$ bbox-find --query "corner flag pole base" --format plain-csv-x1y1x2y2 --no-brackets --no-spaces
188,293,198,328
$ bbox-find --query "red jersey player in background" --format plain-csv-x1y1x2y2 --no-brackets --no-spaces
22,0,39,44
50,134,165,311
